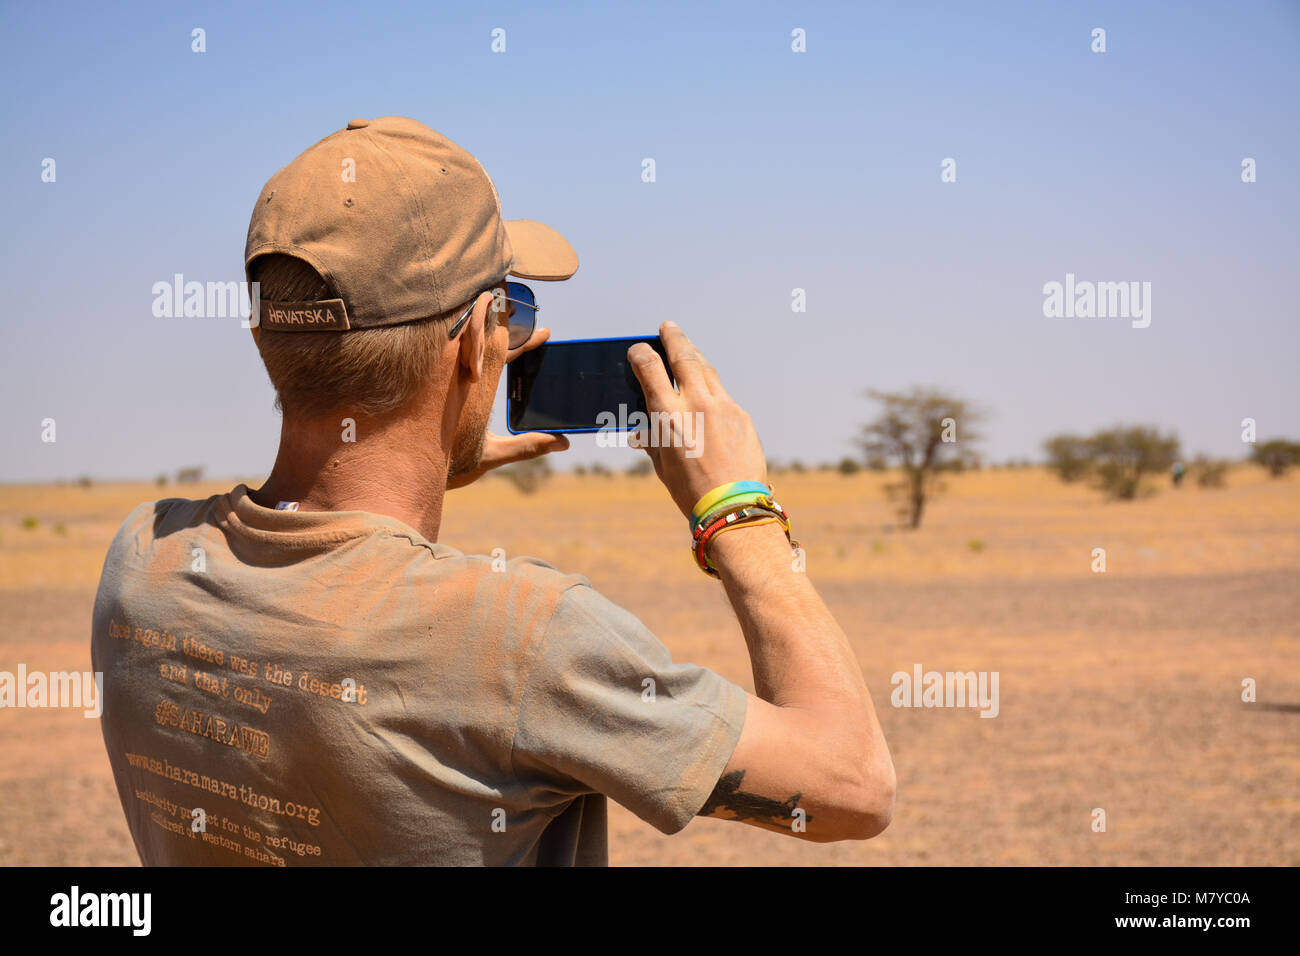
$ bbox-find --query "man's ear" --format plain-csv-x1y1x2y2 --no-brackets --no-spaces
457,292,488,381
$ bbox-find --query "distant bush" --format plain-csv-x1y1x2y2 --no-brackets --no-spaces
176,466,204,484
54,524,68,536
589,462,612,478
837,457,862,476
155,473,169,487
77,475,93,489
22,516,38,530
626,458,654,477
1251,439,1300,478
1044,435,1090,482
1043,426,1181,500
1089,427,1180,500
498,458,552,494
966,538,986,552
573,464,587,477
1193,456,1229,488
788,459,806,473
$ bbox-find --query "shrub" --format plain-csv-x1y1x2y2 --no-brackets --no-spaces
1086,427,1180,500
1251,439,1300,478
498,458,552,494
1193,456,1229,488
1043,426,1181,500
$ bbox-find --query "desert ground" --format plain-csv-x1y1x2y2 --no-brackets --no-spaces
1,465,1296,866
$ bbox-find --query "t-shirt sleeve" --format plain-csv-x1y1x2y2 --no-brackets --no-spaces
510,582,748,835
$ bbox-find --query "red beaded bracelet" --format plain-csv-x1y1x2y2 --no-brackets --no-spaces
691,499,795,578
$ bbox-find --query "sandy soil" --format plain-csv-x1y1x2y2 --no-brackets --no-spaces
1,466,1296,865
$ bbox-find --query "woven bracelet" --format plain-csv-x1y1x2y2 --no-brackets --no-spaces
692,502,793,577
694,492,784,536
690,490,772,534
694,507,793,577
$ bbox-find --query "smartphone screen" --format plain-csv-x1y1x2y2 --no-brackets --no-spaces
506,336,675,434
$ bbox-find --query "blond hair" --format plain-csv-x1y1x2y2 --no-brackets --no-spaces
250,254,463,419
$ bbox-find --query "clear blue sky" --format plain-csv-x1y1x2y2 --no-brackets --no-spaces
2,0,1297,481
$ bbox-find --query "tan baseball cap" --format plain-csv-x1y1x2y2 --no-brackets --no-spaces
245,116,578,332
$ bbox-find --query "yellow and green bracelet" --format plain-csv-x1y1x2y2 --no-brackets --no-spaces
689,480,772,534
691,494,794,577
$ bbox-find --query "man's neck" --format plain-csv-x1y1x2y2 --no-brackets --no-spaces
250,413,450,542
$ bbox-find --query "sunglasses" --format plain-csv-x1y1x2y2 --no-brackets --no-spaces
448,281,537,350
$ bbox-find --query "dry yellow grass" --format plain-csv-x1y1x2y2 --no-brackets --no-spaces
1,466,1297,865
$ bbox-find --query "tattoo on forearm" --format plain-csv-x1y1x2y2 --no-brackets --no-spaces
698,769,811,826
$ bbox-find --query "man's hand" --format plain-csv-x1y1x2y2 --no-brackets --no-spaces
626,320,768,520
447,430,570,489
447,320,569,490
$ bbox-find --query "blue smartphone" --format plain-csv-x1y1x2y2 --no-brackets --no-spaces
506,335,675,434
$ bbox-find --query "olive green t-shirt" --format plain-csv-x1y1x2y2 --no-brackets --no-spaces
90,484,747,865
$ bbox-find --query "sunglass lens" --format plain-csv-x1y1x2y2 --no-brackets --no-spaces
506,282,536,349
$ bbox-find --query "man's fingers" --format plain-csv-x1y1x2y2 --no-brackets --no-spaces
486,430,570,464
698,354,727,399
511,431,569,461
657,320,712,398
627,341,677,410
506,325,551,361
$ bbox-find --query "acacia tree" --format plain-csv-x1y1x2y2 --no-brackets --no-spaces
1043,426,1182,499
1084,426,1180,500
856,387,983,529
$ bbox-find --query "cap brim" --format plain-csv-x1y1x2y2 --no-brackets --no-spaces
504,219,579,281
